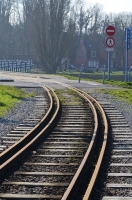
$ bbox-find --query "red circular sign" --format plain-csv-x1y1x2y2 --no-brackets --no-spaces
106,25,115,36
106,37,115,47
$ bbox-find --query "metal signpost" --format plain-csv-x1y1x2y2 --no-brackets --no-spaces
125,28,132,82
106,25,116,80
103,65,106,84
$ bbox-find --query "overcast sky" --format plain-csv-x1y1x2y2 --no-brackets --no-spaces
84,0,132,14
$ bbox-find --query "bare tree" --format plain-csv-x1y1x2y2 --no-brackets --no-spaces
9,0,132,73
0,0,15,59
24,0,76,73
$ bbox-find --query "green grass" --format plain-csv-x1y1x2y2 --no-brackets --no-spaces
54,89,83,105
54,89,67,104
57,72,132,88
57,72,132,105
97,79,132,89
98,88,132,105
0,85,34,117
58,73,79,80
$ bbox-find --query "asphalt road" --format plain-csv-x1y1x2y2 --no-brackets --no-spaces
0,71,120,90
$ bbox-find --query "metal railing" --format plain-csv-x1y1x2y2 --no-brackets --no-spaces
0,60,32,73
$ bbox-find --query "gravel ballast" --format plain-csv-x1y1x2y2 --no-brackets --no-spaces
0,87,132,139
0,87,45,138
84,88,132,131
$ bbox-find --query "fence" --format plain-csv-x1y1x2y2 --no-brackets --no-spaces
0,60,32,73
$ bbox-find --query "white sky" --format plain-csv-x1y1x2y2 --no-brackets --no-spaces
84,0,132,14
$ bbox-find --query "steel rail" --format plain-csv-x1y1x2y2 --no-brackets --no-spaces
0,86,52,164
77,88,108,200
51,81,108,200
0,86,60,174
59,85,98,200
66,84,108,199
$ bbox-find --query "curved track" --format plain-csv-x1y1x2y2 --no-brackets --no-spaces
0,77,131,199
0,84,107,199
0,87,49,153
0,86,60,173
89,96,132,200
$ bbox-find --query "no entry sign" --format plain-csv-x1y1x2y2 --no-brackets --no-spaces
106,25,115,36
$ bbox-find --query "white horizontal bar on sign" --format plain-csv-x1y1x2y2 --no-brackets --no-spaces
106,48,114,51
107,30,115,32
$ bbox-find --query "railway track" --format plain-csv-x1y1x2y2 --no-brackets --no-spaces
0,84,107,199
0,87,49,153
0,86,60,172
0,81,131,199
89,96,132,200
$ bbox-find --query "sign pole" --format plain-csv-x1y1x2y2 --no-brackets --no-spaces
103,65,106,84
105,26,115,80
108,51,111,80
125,39,128,82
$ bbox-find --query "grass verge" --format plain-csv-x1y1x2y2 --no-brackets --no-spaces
0,85,34,117
97,88,132,105
57,72,132,105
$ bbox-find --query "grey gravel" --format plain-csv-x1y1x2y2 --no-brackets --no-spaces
1,86,132,140
84,88,132,131
0,87,44,138
102,94,132,129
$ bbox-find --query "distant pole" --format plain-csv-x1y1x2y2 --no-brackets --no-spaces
78,64,83,83
128,68,130,82
125,39,128,82
25,62,26,73
12,61,13,71
108,51,111,80
103,65,106,84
